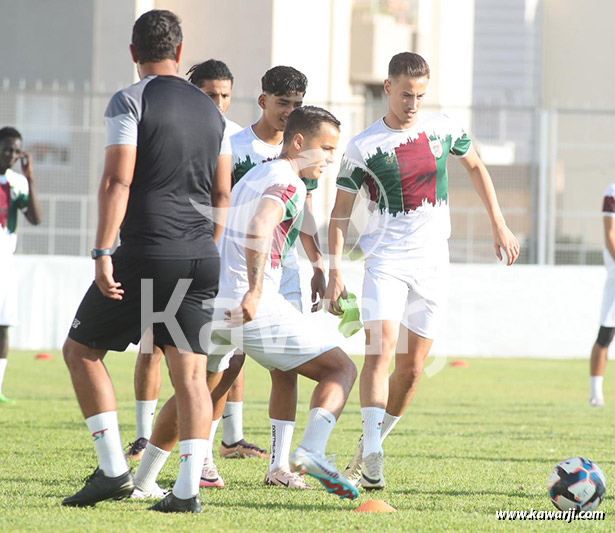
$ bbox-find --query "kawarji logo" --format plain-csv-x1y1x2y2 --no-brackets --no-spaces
377,421,383,430
92,429,107,441
180,453,192,463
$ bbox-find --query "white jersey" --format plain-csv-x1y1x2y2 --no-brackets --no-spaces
231,125,282,184
225,117,243,137
0,169,29,256
218,159,307,298
337,114,471,261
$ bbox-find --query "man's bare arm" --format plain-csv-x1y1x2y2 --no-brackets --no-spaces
212,154,232,243
604,216,615,261
225,197,283,325
324,189,356,314
94,145,137,299
458,146,520,266
299,195,326,311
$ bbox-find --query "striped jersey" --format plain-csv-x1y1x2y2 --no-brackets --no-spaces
0,169,29,255
337,114,471,259
218,159,306,297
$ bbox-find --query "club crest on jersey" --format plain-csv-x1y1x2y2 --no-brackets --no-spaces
429,139,443,158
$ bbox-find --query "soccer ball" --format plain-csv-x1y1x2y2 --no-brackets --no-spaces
547,457,606,511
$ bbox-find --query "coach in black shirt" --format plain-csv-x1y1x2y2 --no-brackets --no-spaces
62,10,222,513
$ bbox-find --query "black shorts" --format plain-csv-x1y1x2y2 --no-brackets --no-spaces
68,255,220,354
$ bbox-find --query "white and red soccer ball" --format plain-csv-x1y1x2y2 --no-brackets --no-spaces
547,457,606,511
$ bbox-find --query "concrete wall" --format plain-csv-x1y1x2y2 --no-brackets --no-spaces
11,255,605,360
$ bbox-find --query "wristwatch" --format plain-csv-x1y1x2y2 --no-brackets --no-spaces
91,248,113,259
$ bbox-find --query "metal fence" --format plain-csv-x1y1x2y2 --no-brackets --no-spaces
1,82,609,265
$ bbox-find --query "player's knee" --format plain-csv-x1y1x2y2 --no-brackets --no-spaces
329,347,357,385
597,326,615,348
270,368,297,389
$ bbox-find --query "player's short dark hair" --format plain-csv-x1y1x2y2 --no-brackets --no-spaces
131,10,182,64
0,127,22,144
187,59,234,88
261,66,307,96
283,106,340,144
388,52,430,79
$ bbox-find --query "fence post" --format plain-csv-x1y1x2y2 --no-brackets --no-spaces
537,109,549,264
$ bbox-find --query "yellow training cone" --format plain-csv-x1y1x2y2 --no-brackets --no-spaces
354,499,397,513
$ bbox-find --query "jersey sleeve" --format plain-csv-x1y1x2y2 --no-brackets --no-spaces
336,140,368,194
219,119,232,156
262,182,306,223
104,89,141,147
302,178,318,192
444,115,472,157
603,184,615,217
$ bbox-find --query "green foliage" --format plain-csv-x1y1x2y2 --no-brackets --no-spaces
0,352,613,532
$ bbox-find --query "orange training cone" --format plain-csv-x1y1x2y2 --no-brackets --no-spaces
35,353,53,361
354,499,397,513
449,359,468,367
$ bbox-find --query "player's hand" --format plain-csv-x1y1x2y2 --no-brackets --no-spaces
20,152,33,180
493,223,520,266
225,290,260,326
324,274,347,316
94,255,124,300
310,267,326,312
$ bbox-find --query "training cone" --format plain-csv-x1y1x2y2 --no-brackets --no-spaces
35,353,53,361
449,359,468,367
354,499,397,513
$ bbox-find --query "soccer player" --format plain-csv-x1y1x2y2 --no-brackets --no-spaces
325,52,520,490
588,183,615,406
133,106,359,502
125,58,253,465
187,59,243,136
230,66,327,488
62,10,225,513
0,127,42,404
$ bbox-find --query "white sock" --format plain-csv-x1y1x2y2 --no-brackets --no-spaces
361,407,385,457
0,359,7,394
222,401,244,445
380,412,401,443
135,399,158,440
269,418,295,471
134,442,170,491
206,418,221,461
173,439,209,500
299,407,336,455
85,411,129,477
590,376,604,399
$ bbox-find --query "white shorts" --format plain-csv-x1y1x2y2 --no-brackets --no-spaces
206,292,335,373
600,264,615,327
361,246,449,339
0,254,18,326
279,263,302,311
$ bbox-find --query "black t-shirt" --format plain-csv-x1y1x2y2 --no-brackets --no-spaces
104,75,224,259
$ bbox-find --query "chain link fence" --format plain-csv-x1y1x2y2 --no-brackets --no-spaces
1,82,607,265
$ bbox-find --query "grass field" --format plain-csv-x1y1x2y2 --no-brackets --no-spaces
0,350,613,532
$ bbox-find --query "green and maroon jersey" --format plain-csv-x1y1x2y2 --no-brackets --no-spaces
0,169,29,255
217,159,306,298
337,114,471,259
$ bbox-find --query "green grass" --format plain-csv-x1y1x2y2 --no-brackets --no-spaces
0,351,613,532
